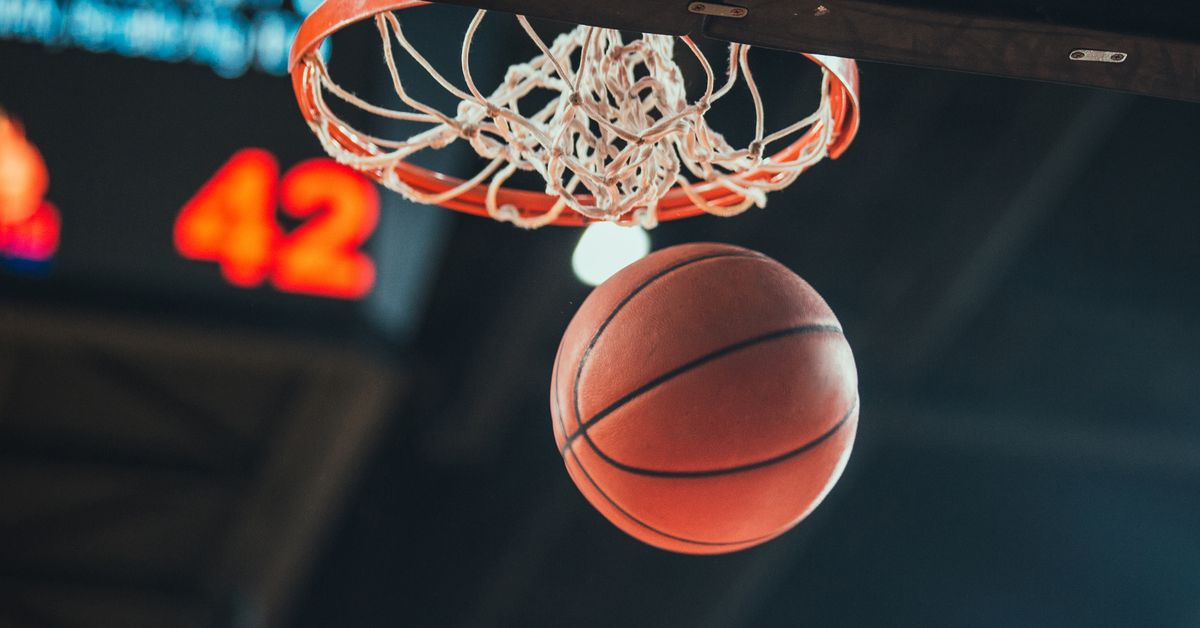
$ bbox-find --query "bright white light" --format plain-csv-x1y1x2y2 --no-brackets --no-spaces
572,222,651,286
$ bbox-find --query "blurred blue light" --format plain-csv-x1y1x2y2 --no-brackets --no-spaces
0,0,311,77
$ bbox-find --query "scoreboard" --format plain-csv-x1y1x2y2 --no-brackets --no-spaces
0,0,314,78
0,0,449,340
175,148,378,300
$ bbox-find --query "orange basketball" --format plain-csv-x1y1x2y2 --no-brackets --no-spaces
551,242,859,554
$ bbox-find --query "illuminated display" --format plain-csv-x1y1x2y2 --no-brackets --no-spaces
0,113,59,264
175,149,379,300
2,10,429,332
0,0,316,77
1,201,59,262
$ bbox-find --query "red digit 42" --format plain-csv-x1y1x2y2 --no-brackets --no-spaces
174,149,379,299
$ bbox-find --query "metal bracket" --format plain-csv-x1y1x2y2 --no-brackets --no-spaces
687,2,748,18
1069,49,1128,63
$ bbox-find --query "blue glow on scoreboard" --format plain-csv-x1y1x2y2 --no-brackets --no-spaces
0,0,315,77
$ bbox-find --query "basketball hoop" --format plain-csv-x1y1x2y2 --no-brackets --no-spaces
289,0,860,228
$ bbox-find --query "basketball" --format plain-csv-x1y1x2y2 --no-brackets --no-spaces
551,242,859,554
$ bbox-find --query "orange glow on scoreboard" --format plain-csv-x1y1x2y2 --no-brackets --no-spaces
0,114,59,263
175,149,379,299
1,201,60,262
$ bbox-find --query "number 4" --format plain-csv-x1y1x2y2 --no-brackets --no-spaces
174,149,280,287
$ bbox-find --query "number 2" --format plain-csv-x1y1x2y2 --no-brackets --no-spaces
274,159,379,299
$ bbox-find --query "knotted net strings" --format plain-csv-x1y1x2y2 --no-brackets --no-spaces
302,9,837,228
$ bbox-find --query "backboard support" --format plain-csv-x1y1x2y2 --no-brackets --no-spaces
435,0,1199,102
289,0,1195,228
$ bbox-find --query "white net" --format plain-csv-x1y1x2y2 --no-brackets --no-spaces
302,9,838,228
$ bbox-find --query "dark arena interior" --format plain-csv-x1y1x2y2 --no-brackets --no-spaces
2,0,1200,626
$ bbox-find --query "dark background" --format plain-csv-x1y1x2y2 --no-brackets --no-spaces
0,40,371,331
3,2,1200,627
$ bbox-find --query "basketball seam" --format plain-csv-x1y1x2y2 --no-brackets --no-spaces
574,394,858,478
561,324,849,474
570,250,851,477
570,250,768,441
553,249,855,548
554,326,787,548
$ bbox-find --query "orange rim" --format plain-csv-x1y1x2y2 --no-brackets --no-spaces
289,0,861,226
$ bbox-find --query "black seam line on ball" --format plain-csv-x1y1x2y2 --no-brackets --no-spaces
560,323,844,457
555,328,785,547
570,250,768,435
577,396,857,478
